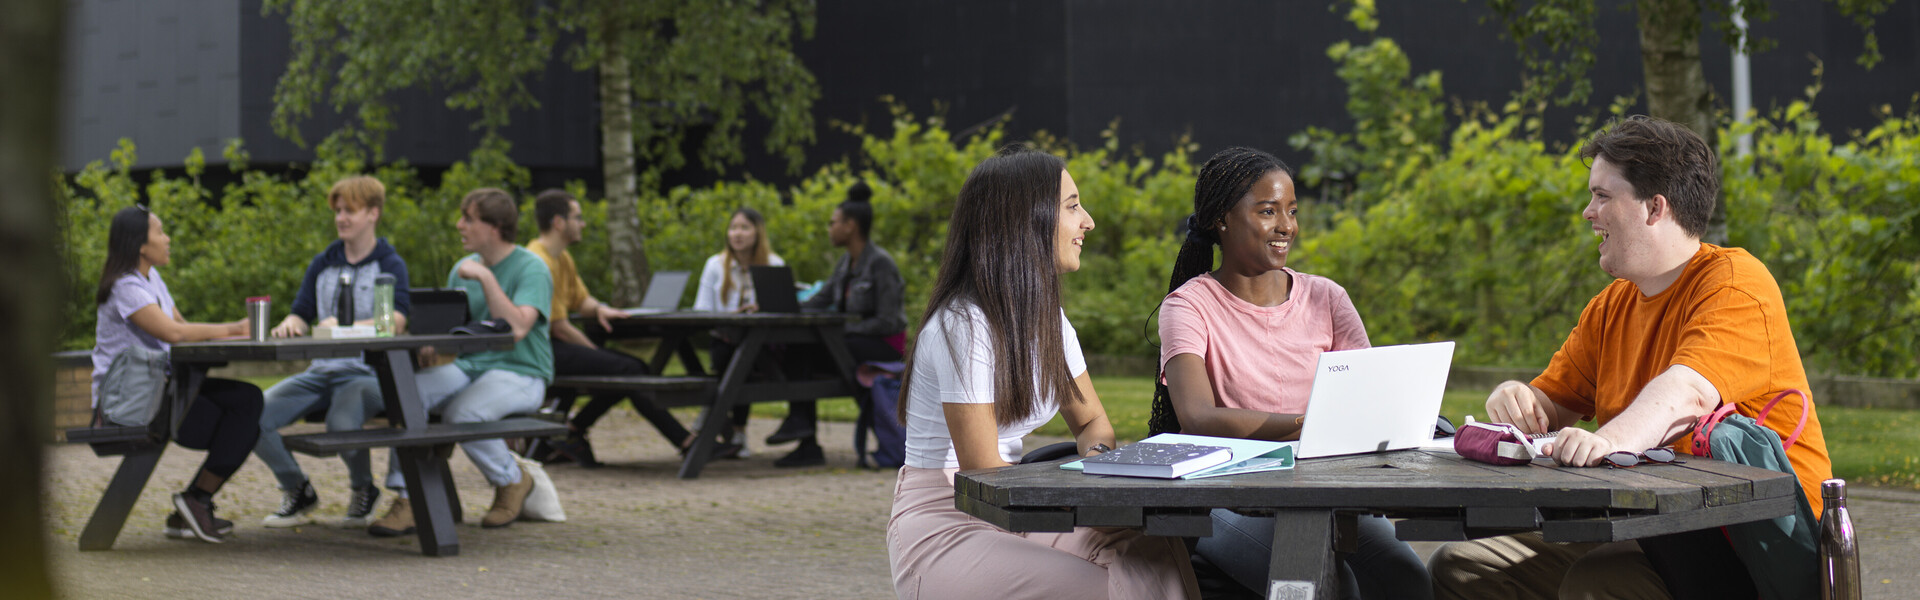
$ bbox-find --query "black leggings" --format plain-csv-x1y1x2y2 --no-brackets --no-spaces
173,377,264,482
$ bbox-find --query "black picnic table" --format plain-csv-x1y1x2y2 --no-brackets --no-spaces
955,448,1800,600
77,333,550,557
586,311,862,478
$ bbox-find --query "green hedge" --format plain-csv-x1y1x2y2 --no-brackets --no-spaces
57,100,1919,379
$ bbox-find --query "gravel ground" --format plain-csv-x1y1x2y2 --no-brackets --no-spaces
42,409,1920,599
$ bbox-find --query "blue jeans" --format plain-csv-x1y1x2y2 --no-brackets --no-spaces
384,365,544,491
1195,509,1432,600
255,369,384,491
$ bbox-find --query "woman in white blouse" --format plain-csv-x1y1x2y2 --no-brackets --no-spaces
692,207,785,313
692,207,783,454
885,148,1197,599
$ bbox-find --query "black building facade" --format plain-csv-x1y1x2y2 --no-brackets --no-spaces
61,0,1920,190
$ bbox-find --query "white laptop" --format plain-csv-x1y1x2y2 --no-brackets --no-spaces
623,270,691,314
1294,341,1455,459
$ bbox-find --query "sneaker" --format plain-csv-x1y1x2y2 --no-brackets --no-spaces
165,510,233,539
726,428,751,459
481,470,535,528
262,480,320,528
340,485,382,528
171,492,224,543
367,497,414,537
773,440,825,468
763,415,815,445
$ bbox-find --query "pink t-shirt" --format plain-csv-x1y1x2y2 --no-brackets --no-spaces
1158,270,1370,415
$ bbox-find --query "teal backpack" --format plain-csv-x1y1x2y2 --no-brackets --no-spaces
1694,390,1816,600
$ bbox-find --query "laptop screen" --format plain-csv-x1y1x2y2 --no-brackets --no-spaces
407,288,470,335
1295,341,1455,459
749,266,801,313
639,271,691,311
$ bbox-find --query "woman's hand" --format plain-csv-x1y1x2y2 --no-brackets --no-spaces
736,303,759,314
229,319,249,337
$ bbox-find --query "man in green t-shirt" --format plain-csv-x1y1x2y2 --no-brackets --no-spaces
368,188,554,537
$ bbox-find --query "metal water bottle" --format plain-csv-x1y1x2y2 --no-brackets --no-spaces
1819,479,1859,600
335,271,355,327
373,274,396,337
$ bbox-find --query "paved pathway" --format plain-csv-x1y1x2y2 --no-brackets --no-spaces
41,410,1920,599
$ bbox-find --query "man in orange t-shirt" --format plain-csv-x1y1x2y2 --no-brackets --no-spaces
1430,116,1831,600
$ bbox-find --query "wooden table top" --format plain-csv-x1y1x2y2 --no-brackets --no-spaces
168,333,514,362
957,448,1801,543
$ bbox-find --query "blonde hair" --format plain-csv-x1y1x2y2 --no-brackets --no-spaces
328,176,387,212
720,207,773,304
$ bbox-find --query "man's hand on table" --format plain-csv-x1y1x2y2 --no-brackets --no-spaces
1486,380,1554,434
1538,428,1622,467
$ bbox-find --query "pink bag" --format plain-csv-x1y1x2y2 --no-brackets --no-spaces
1453,421,1541,466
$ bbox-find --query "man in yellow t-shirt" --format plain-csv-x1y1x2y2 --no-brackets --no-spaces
1430,116,1831,599
526,189,713,465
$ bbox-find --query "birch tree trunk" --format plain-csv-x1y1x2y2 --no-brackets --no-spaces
0,0,64,596
599,27,650,306
1637,0,1728,245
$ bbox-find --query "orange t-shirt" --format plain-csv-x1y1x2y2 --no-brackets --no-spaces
526,239,589,316
1533,244,1831,512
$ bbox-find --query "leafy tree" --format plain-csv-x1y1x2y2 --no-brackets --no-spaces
1479,0,1898,244
267,0,820,304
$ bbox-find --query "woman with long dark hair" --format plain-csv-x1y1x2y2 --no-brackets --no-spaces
90,206,264,543
886,148,1197,599
1148,147,1429,599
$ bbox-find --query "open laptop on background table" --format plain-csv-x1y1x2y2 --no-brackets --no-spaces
622,270,691,314
407,288,470,334
1294,341,1455,459
749,265,804,313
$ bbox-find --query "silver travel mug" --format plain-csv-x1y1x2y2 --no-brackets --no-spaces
247,296,271,341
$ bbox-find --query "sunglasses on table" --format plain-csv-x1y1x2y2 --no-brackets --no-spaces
1603,447,1686,468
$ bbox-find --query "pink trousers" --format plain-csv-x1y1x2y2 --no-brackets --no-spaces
885,466,1198,600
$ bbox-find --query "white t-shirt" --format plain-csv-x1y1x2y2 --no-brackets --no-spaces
692,252,786,313
903,302,1087,469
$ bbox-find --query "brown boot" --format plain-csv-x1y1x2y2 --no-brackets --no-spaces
367,497,414,537
481,470,534,528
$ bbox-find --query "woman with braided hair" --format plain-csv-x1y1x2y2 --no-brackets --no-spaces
1149,147,1429,599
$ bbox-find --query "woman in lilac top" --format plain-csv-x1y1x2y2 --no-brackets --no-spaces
91,206,264,544
1150,148,1430,599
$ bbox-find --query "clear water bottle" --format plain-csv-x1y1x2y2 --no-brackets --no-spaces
1820,479,1859,600
335,271,356,328
373,274,396,337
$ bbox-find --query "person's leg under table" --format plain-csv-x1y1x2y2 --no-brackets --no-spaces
325,374,385,490
255,371,331,493
439,370,544,527
1428,531,1599,600
772,332,900,467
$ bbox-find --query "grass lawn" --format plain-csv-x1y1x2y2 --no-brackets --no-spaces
236,369,1920,490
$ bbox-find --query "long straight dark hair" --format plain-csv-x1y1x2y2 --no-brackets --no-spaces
1146,147,1292,436
899,147,1082,426
95,206,154,306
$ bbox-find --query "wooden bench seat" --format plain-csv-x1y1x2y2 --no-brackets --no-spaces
282,417,567,455
549,375,717,408
65,425,160,457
